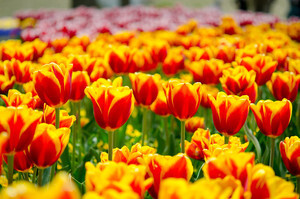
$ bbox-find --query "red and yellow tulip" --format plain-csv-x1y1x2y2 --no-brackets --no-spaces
209,92,250,136
267,71,300,102
220,66,258,103
250,99,292,138
33,62,73,108
70,71,90,102
280,136,300,176
163,79,201,121
0,106,42,154
129,72,161,106
185,116,205,133
27,123,70,168
1,89,36,108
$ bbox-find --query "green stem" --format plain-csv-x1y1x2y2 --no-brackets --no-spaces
195,161,205,180
164,117,170,152
108,131,114,161
72,102,77,174
142,108,148,145
244,122,262,162
257,86,262,102
181,120,186,153
50,107,60,180
269,138,275,168
297,176,300,194
224,136,229,144
32,167,37,183
24,173,29,181
7,154,14,185
37,169,44,186
76,101,82,162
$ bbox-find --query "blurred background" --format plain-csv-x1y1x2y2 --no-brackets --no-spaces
0,0,290,19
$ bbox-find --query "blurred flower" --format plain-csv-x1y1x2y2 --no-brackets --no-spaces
250,99,292,138
203,152,255,187
145,39,168,63
4,150,32,172
0,62,15,94
85,82,134,131
203,135,249,160
187,59,230,85
200,84,219,108
163,79,201,121
41,104,76,128
70,71,90,102
29,39,48,61
85,161,152,198
150,90,170,117
33,62,73,108
209,92,250,136
50,37,69,53
129,72,160,106
212,45,236,63
220,66,258,103
245,163,298,199
238,54,277,86
287,58,300,75
68,55,97,75
219,16,243,35
162,48,184,76
143,153,193,198
108,45,133,74
267,71,300,102
280,136,300,176
185,116,205,133
27,123,70,168
1,89,36,108
69,35,90,51
0,106,42,154
184,47,213,61
22,81,44,109
158,176,244,199
185,128,210,160
100,143,156,165
5,59,32,84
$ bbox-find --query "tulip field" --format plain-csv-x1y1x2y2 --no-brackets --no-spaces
0,5,300,199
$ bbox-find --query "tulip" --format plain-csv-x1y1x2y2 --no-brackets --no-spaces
238,54,277,86
220,66,258,103
85,82,134,160
163,80,201,153
50,37,69,53
187,59,231,85
143,153,193,198
250,98,292,167
129,72,160,106
246,163,298,198
85,161,152,198
280,136,300,177
212,45,236,63
41,104,76,128
267,71,300,102
203,152,255,187
69,35,90,51
4,59,32,84
0,133,8,173
158,177,244,199
209,92,250,138
162,48,185,76
70,71,90,102
250,99,292,138
145,39,169,63
0,106,42,184
33,62,73,108
150,90,170,117
0,63,15,94
4,150,32,172
29,39,48,61
185,128,210,160
184,46,213,61
22,81,44,109
108,45,133,74
27,123,70,168
100,143,156,165
185,116,205,133
200,84,219,108
1,89,36,108
89,60,114,82
68,55,97,74
287,58,300,75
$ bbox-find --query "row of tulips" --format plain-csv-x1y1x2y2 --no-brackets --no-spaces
0,15,299,199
